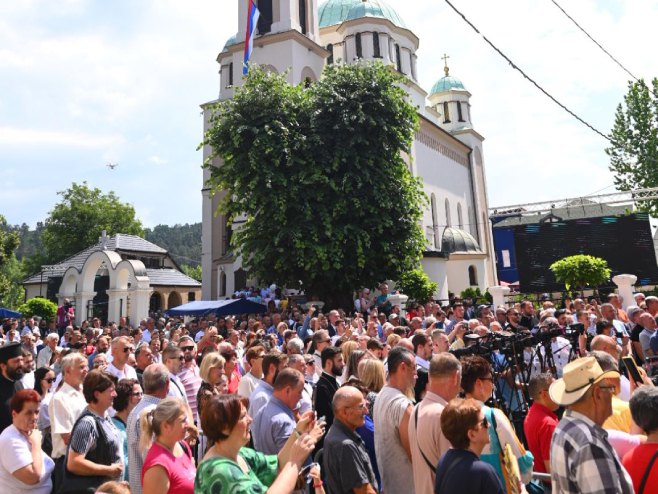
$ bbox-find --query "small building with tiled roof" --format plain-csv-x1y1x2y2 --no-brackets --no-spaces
23,232,201,325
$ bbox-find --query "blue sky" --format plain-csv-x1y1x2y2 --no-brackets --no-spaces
1,0,655,228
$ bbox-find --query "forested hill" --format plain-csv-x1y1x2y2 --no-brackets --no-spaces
144,223,202,266
2,222,202,267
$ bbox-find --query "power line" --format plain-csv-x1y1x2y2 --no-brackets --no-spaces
443,0,611,142
548,0,638,82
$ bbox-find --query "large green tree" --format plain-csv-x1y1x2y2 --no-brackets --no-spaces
202,62,426,306
0,215,20,306
42,182,144,263
549,254,611,295
606,78,658,213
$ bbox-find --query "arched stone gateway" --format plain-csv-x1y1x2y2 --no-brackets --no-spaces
57,250,151,326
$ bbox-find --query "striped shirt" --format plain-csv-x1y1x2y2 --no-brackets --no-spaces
68,408,123,482
178,363,202,420
550,409,634,494
127,395,162,494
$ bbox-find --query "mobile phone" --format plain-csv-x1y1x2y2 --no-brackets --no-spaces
622,356,643,386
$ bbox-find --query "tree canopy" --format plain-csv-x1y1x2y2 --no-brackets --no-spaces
203,62,427,305
42,182,144,264
606,78,658,214
0,215,20,306
549,254,611,293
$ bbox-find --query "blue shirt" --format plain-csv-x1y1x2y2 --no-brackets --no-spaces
434,448,504,494
251,395,295,455
248,380,273,418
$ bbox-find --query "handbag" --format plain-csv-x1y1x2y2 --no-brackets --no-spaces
57,410,114,494
488,408,521,494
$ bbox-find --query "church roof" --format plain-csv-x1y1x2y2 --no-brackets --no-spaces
223,34,238,51
319,0,406,28
430,75,465,95
441,227,482,254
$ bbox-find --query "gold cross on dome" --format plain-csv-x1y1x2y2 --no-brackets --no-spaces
442,53,450,76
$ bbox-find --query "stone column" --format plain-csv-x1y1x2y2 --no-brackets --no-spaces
106,289,126,324
487,286,510,308
74,291,96,326
612,274,637,310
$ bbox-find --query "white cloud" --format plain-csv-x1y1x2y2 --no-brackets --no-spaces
0,126,124,147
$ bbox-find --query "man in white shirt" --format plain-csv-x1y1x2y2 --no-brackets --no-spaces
238,345,266,399
49,352,88,492
107,336,138,380
162,345,187,403
37,333,60,368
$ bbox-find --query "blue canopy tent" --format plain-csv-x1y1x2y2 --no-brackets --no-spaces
165,299,267,317
0,307,22,318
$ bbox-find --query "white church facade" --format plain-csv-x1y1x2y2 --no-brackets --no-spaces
201,0,496,303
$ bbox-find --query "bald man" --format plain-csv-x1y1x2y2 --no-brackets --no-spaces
591,335,631,401
323,386,378,494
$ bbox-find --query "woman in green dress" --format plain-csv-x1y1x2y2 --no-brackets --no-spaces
195,394,316,494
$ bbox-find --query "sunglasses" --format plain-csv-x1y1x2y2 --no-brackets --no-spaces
123,347,135,353
181,346,194,352
44,377,56,384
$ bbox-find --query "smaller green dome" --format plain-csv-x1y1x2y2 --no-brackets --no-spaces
223,34,237,51
441,227,481,254
345,0,406,27
430,76,465,95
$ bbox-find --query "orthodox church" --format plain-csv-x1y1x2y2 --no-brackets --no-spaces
201,0,496,303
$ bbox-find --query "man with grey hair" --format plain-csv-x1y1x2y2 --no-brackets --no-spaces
286,337,304,355
524,373,559,478
36,332,60,368
127,363,170,494
49,352,88,491
637,312,656,360
286,353,312,413
408,353,461,493
324,386,378,494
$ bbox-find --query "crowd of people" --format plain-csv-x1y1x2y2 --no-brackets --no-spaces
0,285,656,494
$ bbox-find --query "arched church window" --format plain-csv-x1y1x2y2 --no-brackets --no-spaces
445,199,452,227
220,271,227,297
355,33,363,59
299,0,307,34
468,265,477,286
256,0,273,34
457,203,463,229
431,193,439,248
458,101,464,122
326,44,334,65
443,102,451,123
395,44,402,72
373,32,381,58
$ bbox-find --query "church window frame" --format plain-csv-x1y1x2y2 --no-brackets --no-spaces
443,102,451,123
457,101,465,122
445,199,452,227
326,43,334,65
457,203,464,229
299,0,308,34
355,33,363,59
256,0,273,34
431,193,440,248
395,44,402,73
468,265,477,286
373,32,381,58
228,62,233,87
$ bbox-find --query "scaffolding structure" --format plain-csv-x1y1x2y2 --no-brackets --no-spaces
489,187,658,219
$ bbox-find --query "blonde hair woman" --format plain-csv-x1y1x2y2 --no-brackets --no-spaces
360,359,386,417
139,398,195,494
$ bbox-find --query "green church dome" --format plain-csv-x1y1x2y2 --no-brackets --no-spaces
319,0,406,28
223,34,237,51
430,75,465,95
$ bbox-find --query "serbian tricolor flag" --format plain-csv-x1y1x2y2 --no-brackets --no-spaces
243,0,260,75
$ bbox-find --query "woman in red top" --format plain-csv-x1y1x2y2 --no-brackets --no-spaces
140,397,196,494
220,347,242,394
622,386,658,494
